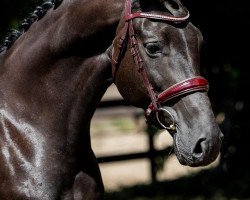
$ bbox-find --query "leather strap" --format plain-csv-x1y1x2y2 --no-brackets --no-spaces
125,12,190,22
145,76,209,117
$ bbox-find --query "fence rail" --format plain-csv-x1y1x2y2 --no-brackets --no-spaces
96,99,172,183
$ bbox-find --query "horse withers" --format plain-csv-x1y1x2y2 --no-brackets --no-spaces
0,0,223,199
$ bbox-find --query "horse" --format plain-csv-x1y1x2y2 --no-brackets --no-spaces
0,0,223,199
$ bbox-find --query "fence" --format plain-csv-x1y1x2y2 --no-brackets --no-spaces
96,99,172,183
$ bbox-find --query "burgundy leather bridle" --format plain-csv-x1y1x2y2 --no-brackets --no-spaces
112,0,209,132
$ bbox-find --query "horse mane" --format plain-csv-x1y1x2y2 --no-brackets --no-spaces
0,0,63,53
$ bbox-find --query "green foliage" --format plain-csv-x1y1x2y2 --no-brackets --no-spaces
111,118,135,132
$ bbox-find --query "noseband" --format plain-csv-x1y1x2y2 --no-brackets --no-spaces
112,0,209,132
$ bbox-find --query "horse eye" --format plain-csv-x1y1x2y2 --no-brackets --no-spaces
144,43,162,57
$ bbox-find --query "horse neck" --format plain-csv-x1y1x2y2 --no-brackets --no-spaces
0,0,126,134
0,0,126,78
48,0,125,52
56,53,113,131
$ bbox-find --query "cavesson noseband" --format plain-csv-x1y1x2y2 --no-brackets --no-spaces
112,0,209,132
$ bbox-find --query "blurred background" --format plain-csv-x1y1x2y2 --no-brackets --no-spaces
0,0,249,199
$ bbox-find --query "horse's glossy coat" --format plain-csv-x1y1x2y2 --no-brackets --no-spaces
0,0,222,199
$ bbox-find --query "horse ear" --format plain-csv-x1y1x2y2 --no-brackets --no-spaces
159,0,188,17
132,0,142,13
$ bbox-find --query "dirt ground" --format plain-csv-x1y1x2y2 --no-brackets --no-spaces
90,85,220,191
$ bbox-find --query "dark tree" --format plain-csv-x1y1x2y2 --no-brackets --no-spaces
183,0,250,196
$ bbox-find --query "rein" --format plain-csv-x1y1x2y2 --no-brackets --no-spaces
112,0,209,132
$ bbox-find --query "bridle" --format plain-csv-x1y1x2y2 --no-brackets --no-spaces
112,0,209,132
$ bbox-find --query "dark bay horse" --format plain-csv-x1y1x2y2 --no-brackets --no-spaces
0,0,223,199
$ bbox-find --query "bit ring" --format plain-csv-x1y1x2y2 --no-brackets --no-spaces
156,108,176,132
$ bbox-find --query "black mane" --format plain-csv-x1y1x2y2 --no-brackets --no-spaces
0,0,63,53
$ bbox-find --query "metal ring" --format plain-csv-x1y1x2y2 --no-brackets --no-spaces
156,108,176,132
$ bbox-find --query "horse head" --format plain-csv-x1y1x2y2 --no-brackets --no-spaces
112,0,223,167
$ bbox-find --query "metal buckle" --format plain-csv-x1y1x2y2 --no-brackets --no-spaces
156,108,176,132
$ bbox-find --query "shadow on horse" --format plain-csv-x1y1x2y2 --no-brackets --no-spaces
0,0,223,199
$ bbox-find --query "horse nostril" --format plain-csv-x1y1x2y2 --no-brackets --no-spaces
193,138,207,156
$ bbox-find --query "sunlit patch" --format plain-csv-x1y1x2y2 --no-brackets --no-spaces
216,112,225,125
